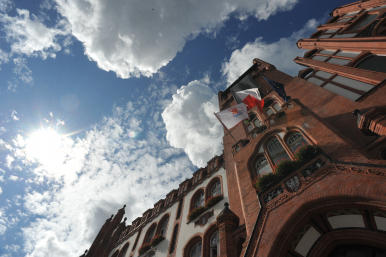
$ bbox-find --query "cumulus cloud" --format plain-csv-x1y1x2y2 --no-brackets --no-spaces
222,18,320,84
0,8,70,59
9,175,18,181
54,0,298,78
5,155,14,169
162,79,223,167
11,97,195,257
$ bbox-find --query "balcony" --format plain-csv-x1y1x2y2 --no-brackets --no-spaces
257,153,330,208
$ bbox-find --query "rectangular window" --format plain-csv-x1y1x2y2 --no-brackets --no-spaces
327,57,351,66
323,83,362,101
325,29,339,33
307,77,325,86
312,55,328,61
332,76,374,92
343,11,359,17
318,35,331,39
315,71,334,79
366,5,386,11
319,49,336,55
337,17,352,23
332,33,357,38
335,51,360,58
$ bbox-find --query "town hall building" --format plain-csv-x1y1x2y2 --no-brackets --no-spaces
81,0,386,256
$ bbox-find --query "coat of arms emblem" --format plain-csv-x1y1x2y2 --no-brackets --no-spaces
285,175,302,193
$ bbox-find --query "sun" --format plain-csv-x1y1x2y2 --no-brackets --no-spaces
26,128,64,167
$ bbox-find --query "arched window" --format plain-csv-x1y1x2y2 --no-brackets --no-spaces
273,103,282,112
112,251,119,257
266,108,275,116
267,137,290,165
169,224,179,254
195,193,205,209
176,199,183,220
248,123,254,132
209,231,219,257
210,181,221,197
119,243,130,257
160,217,169,236
255,156,271,176
287,133,308,152
146,226,156,243
190,242,202,257
356,55,386,73
254,119,261,127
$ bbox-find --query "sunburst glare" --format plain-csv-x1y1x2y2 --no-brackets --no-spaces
26,128,66,168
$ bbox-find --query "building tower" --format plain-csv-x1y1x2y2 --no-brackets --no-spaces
83,0,386,256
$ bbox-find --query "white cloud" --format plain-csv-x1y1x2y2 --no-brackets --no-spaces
11,110,19,121
0,127,6,135
0,186,2,194
0,0,12,13
5,155,14,168
162,79,223,167
13,57,33,84
16,98,194,257
13,134,25,147
54,0,298,78
7,81,17,92
0,48,9,68
5,244,20,252
9,175,18,181
0,8,70,59
222,18,320,84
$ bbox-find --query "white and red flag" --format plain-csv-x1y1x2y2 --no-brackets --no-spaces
236,88,264,113
214,103,249,130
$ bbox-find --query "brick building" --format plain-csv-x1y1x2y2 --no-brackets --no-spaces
81,0,386,256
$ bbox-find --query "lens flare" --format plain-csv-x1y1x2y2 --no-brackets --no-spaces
128,131,137,138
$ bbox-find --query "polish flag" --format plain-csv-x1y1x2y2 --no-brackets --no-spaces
236,89,264,113
214,103,249,130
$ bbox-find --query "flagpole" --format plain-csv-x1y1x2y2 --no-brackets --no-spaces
214,113,237,143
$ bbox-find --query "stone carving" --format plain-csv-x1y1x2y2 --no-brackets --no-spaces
301,158,326,177
285,175,302,193
264,186,284,203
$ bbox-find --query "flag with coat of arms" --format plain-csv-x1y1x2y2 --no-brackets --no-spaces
214,103,249,130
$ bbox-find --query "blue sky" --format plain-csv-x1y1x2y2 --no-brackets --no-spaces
0,0,353,256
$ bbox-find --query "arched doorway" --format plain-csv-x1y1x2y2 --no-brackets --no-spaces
328,244,386,257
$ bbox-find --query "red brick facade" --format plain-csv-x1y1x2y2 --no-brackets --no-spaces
83,1,386,256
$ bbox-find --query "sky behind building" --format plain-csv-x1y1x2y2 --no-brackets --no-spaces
0,0,354,256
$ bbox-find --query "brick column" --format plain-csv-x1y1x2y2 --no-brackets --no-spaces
217,203,240,257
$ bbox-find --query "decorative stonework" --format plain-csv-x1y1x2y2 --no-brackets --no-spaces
264,186,284,203
335,165,386,177
373,211,386,218
301,159,326,177
356,20,380,37
266,194,288,209
285,175,302,193
326,209,362,218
